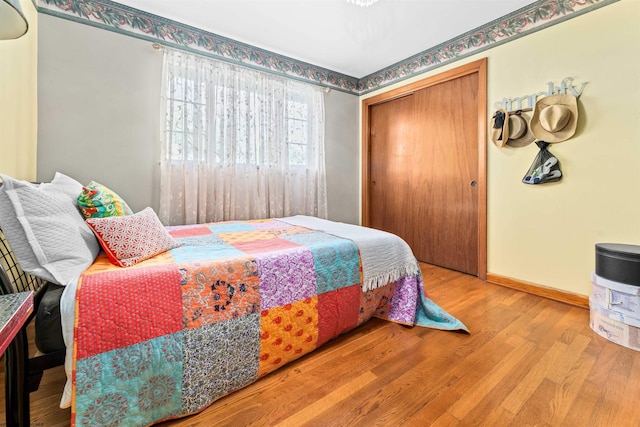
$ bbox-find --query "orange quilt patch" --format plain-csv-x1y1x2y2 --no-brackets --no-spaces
258,296,319,378
181,256,260,329
218,229,279,244
358,282,397,326
81,251,174,277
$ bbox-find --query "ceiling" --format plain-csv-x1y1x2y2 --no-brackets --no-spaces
113,0,535,78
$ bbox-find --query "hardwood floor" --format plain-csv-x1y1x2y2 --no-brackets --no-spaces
2,263,639,426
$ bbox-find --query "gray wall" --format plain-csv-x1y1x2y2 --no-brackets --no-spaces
323,89,359,224
37,15,162,212
37,14,360,224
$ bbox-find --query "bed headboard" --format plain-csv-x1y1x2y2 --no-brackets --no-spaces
0,227,46,296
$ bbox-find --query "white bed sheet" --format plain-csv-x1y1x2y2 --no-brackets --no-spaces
59,276,78,409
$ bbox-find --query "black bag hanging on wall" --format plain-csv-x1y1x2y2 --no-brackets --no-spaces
522,141,562,184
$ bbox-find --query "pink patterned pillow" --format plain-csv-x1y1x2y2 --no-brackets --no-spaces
85,207,179,267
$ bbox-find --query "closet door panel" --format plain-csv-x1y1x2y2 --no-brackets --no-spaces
368,72,479,275
369,94,416,242
413,73,478,274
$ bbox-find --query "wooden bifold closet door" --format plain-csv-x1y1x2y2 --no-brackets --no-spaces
363,59,487,278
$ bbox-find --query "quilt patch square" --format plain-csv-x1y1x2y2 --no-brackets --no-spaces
74,334,183,427
233,237,301,255
263,225,313,238
181,257,260,329
219,229,283,244
248,219,291,229
81,252,174,277
316,285,361,347
383,275,419,325
358,282,397,326
167,224,213,238
78,253,123,277
258,296,319,378
311,240,361,294
76,265,183,359
174,234,227,247
207,222,256,233
256,247,317,310
169,244,245,263
181,314,260,414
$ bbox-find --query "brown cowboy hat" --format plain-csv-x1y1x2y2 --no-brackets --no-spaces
530,94,578,143
506,111,535,148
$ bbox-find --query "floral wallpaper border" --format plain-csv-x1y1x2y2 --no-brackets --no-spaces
37,0,618,95
358,0,618,94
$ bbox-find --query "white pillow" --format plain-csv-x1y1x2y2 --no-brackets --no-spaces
0,173,99,285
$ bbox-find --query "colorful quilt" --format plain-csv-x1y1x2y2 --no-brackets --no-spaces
71,218,466,426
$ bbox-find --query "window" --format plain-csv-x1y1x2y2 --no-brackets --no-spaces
286,90,311,166
159,48,327,225
164,77,317,167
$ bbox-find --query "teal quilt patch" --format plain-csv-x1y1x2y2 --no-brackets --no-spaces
75,334,183,426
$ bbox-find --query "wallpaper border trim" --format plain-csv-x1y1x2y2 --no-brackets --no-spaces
358,0,619,94
37,0,619,95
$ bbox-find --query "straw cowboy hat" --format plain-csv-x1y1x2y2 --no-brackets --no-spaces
530,94,578,143
491,109,508,148
491,109,535,148
505,111,535,148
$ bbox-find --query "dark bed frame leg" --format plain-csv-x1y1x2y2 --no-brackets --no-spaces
4,328,30,427
3,325,66,426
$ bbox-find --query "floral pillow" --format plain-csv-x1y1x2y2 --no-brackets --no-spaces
77,181,133,219
85,207,179,267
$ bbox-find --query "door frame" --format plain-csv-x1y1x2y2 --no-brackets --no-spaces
361,58,487,280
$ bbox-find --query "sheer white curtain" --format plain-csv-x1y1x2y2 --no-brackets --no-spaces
159,48,327,226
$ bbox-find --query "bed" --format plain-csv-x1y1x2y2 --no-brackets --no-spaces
0,174,467,427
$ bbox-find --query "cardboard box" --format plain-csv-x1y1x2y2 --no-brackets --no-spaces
591,282,640,322
596,243,640,286
590,307,640,351
591,272,640,296
590,298,640,328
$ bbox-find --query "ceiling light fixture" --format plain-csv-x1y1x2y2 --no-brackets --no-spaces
346,0,380,7
0,0,28,39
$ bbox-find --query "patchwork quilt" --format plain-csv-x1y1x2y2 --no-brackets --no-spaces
71,217,466,426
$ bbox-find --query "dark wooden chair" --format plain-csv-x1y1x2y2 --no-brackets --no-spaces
0,227,66,427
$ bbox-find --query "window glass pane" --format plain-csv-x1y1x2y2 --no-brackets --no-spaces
198,104,207,138
185,134,194,161
287,99,307,120
171,132,184,160
185,103,195,134
171,103,184,132
288,143,307,166
288,119,308,145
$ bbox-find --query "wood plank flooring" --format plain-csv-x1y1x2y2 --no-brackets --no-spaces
2,263,639,426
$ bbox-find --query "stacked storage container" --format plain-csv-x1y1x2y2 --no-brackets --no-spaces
590,243,640,351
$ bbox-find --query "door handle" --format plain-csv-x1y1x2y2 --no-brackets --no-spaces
470,180,478,187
